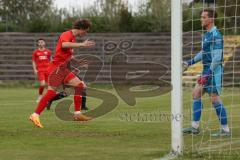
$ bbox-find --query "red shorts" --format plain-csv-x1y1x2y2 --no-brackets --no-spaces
47,63,77,88
37,71,48,82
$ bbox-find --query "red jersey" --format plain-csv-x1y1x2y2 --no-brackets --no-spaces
32,49,51,72
52,30,76,67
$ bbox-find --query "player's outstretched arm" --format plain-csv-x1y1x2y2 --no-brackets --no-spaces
183,51,203,72
71,57,89,68
67,57,89,76
185,51,203,66
62,39,95,49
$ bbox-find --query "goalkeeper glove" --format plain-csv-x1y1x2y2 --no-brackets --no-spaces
197,69,212,85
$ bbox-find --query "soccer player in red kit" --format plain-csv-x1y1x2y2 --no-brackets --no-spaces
29,19,95,128
32,39,51,102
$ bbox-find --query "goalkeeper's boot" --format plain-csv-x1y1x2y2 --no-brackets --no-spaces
211,129,231,137
29,114,43,128
183,127,200,135
73,113,92,121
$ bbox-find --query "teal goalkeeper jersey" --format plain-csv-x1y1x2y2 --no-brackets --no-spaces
201,26,224,75
191,26,224,94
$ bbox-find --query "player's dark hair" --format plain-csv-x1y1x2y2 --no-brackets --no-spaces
202,8,218,18
73,19,91,30
36,38,45,43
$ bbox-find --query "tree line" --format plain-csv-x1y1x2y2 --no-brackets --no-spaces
0,0,239,33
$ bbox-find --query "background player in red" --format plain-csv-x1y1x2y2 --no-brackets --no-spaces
32,38,52,102
29,19,95,128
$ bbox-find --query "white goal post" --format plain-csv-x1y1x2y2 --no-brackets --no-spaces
171,0,183,155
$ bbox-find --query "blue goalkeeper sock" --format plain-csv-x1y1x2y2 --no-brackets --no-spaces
213,102,228,125
192,98,203,122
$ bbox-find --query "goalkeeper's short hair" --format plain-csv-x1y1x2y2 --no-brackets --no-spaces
202,8,218,19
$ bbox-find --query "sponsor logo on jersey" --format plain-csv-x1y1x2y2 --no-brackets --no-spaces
39,55,47,60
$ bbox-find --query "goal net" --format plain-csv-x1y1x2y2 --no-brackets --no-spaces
180,0,240,158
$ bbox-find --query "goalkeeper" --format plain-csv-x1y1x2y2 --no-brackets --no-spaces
183,8,230,137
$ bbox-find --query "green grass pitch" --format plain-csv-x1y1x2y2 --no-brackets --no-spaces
0,86,240,160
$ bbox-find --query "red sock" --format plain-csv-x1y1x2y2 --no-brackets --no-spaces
39,86,44,95
74,84,84,112
35,90,57,115
74,95,82,111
